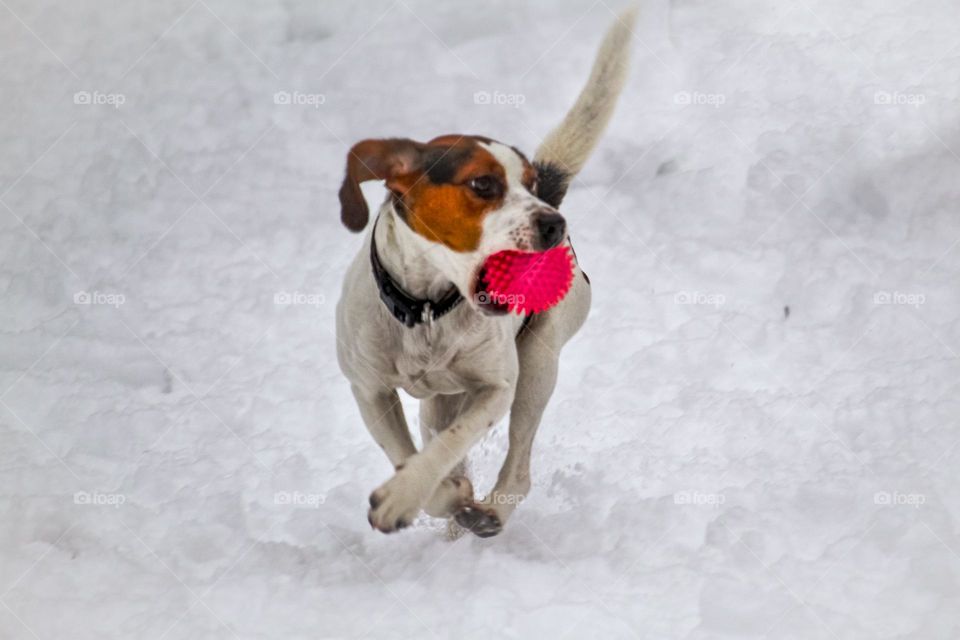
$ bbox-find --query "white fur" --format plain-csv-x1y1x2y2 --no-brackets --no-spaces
534,6,636,174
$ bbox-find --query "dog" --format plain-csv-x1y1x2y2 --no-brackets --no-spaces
335,9,635,537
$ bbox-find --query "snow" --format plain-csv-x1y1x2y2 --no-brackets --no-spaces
2,0,960,637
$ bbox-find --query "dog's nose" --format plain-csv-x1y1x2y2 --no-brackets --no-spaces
534,212,566,250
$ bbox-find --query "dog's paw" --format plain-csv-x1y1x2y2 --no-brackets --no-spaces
367,472,428,534
424,475,474,518
454,502,502,538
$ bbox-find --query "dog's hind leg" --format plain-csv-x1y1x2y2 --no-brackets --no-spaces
419,393,475,518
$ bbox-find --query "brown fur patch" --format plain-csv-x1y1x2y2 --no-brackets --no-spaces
521,162,537,192
511,146,538,193
389,137,508,253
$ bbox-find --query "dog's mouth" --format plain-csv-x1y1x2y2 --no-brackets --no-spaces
472,266,509,316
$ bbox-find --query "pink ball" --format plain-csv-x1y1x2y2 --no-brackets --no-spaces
480,245,575,315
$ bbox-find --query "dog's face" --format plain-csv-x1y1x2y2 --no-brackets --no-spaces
339,135,567,314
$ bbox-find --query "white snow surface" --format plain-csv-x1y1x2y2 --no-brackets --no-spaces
2,0,960,638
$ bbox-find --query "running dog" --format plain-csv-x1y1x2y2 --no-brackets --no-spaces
336,9,635,537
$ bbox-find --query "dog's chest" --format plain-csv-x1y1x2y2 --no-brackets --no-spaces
394,359,459,398
387,322,512,398
390,332,471,398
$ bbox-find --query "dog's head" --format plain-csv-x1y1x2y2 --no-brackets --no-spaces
339,135,566,313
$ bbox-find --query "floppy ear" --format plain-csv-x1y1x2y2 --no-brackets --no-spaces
338,138,424,232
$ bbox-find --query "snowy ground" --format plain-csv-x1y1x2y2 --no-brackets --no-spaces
2,0,960,637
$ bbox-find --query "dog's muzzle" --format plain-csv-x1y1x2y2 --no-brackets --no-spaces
533,211,566,251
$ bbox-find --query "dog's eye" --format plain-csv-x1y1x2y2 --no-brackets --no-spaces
468,175,501,199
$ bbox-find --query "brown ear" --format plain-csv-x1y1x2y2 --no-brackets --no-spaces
338,138,424,232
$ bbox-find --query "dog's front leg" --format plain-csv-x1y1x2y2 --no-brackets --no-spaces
454,331,562,537
351,384,417,468
368,385,512,533
475,336,560,534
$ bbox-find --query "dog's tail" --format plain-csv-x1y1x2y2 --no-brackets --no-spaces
533,7,636,207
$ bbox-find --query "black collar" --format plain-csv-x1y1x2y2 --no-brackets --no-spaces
370,219,464,328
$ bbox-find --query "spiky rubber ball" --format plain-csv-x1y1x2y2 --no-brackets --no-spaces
479,245,575,315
